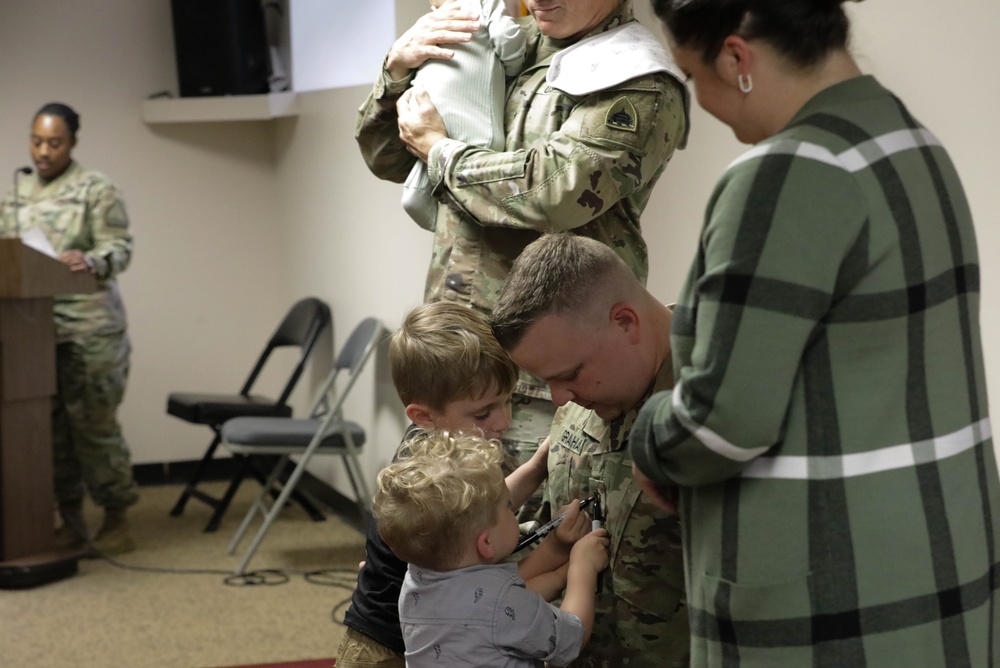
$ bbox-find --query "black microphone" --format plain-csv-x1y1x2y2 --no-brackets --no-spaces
12,166,32,237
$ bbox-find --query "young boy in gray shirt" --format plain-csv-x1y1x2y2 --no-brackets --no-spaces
374,430,609,667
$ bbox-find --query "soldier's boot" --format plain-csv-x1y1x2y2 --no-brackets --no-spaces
54,500,88,550
92,506,136,556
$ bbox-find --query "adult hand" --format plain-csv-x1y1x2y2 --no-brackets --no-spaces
632,462,679,514
59,249,94,274
385,4,481,81
397,85,448,162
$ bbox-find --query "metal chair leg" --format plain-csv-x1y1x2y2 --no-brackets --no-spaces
227,454,290,557
201,454,252,532
230,450,322,575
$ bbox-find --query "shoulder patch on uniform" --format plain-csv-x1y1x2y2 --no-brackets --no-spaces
605,97,638,132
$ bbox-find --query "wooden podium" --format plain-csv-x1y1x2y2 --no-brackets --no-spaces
0,238,96,587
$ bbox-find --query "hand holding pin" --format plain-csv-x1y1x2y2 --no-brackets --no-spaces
514,496,595,553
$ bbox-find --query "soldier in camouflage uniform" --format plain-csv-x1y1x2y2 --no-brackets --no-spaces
355,0,689,521
492,233,690,666
0,103,138,555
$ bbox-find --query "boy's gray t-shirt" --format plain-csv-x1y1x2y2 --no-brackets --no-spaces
399,561,584,667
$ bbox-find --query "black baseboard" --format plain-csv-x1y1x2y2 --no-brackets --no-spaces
133,457,243,486
133,458,368,534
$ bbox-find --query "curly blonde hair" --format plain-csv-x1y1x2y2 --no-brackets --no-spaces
372,430,506,570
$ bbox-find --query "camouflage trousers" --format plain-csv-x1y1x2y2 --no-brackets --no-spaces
500,393,557,524
566,597,690,668
543,582,691,668
53,332,138,508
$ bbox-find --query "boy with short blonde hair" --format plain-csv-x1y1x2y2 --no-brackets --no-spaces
374,430,609,667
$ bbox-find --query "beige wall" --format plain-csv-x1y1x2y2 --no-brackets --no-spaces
1,1,998,499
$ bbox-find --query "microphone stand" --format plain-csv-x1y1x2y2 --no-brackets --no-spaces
12,166,32,237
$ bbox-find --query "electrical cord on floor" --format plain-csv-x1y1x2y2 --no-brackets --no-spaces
223,569,291,586
64,512,236,577
61,511,358,614
224,567,358,625
303,568,360,624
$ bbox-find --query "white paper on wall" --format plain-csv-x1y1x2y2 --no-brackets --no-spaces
290,0,397,92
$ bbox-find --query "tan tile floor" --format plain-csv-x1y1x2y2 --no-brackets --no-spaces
0,482,366,668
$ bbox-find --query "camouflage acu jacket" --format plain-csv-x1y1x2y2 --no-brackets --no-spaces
546,360,689,667
355,3,687,398
0,161,132,342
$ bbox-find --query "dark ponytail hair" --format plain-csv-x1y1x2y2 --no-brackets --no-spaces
34,102,80,138
651,0,861,68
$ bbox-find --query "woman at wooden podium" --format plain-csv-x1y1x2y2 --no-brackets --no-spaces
0,102,138,555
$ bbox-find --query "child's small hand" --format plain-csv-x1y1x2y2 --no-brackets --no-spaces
553,499,590,545
570,528,610,574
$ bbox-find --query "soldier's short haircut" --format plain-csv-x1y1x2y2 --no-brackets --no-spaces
491,233,637,350
389,301,519,411
373,430,506,570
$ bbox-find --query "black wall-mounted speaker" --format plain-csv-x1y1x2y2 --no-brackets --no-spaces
170,0,270,97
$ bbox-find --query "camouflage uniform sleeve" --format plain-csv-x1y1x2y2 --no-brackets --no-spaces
426,73,687,230
0,190,13,236
354,63,418,184
85,178,133,280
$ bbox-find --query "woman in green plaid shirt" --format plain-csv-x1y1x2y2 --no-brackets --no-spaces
633,1,999,666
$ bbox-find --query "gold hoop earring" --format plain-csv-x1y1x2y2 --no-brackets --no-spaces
738,73,753,94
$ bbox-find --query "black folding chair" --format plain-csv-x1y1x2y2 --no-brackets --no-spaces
166,297,331,532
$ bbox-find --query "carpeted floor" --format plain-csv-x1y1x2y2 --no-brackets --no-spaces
0,481,366,668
